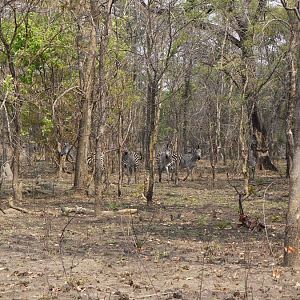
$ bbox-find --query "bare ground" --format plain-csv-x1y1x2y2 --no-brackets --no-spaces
0,160,299,300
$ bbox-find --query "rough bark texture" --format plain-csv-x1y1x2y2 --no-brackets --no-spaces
93,1,113,202
145,81,160,204
284,22,300,268
182,58,192,153
252,106,278,172
286,16,299,177
74,3,97,190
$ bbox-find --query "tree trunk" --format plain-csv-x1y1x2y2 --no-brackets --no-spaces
118,112,123,197
239,104,250,196
252,105,278,172
93,1,113,208
286,17,299,177
182,58,192,153
283,21,300,268
12,100,22,201
145,81,160,204
8,54,23,201
74,5,97,191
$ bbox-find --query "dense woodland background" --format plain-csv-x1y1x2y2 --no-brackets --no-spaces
0,0,300,287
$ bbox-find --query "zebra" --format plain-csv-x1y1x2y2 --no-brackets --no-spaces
59,142,104,173
60,142,76,164
156,143,174,182
122,150,142,184
170,145,202,181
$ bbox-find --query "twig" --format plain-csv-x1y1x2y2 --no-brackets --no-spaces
0,91,8,110
52,86,80,119
59,213,78,279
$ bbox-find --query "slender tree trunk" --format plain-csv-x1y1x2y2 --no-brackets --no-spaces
145,81,160,204
1,106,9,163
286,19,298,177
118,112,123,197
12,99,22,201
8,54,23,201
239,104,250,196
182,58,192,153
283,21,300,268
284,81,300,267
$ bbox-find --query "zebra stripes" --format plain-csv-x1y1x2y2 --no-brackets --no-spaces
170,146,201,181
156,145,201,182
156,144,173,182
122,150,142,184
59,142,104,173
60,142,201,183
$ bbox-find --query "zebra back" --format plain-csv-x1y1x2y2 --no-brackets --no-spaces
122,150,142,171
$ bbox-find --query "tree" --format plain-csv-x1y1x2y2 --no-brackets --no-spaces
281,0,300,268
0,1,39,202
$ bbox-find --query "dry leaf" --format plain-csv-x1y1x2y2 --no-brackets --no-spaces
272,269,283,279
285,246,297,253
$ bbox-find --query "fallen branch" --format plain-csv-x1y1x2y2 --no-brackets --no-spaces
60,206,138,216
8,197,30,214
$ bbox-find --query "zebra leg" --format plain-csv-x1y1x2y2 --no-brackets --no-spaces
183,169,190,181
158,169,162,182
127,174,130,185
166,166,170,183
134,168,137,184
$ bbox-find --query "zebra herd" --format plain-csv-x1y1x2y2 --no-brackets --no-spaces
156,144,202,182
59,142,202,184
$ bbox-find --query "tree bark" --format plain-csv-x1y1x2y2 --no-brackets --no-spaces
93,0,113,200
286,15,299,177
74,3,97,191
182,58,192,153
283,19,300,268
145,81,160,204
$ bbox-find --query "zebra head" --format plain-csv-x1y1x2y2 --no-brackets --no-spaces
60,142,72,156
60,142,76,162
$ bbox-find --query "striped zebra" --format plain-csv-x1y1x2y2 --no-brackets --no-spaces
60,142,104,173
122,150,142,184
170,145,201,181
156,143,174,182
